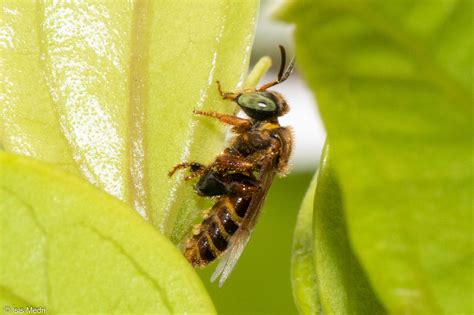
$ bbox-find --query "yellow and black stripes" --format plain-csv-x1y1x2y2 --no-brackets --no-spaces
184,196,251,267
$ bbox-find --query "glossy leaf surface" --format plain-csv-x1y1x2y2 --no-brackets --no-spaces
0,153,215,314
0,0,259,243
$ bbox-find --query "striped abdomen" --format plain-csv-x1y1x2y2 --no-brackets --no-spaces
184,196,251,267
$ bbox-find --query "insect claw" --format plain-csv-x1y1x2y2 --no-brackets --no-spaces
168,168,178,177
216,80,224,96
169,162,205,178
215,80,239,100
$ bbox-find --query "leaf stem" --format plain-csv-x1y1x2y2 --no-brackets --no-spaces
243,56,272,89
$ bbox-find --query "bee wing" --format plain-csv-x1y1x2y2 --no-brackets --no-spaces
211,157,276,287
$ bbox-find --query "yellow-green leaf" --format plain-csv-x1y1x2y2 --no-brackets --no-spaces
290,144,385,315
291,171,320,315
313,144,385,314
0,0,260,243
0,152,215,314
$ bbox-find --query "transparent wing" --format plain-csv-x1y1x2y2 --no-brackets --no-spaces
211,157,276,287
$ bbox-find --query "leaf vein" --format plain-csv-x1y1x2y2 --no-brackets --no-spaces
78,223,174,313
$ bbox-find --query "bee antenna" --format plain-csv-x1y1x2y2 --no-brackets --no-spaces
259,45,295,91
277,45,287,81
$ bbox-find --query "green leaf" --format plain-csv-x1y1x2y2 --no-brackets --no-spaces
0,0,260,242
0,152,215,314
291,145,385,315
313,144,385,314
291,172,320,314
291,144,385,314
280,0,472,314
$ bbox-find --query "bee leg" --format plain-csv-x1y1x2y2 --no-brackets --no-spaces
184,170,207,181
216,80,239,100
228,182,260,197
245,147,278,171
193,110,251,129
202,207,213,219
168,162,206,177
213,155,255,173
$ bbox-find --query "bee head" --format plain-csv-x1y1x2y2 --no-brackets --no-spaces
235,90,288,121
236,45,294,121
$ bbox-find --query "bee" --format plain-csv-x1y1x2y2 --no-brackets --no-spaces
168,46,294,286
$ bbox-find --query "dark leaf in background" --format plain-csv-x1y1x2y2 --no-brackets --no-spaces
313,144,385,314
280,0,472,313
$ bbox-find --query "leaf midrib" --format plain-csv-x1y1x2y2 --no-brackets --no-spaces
128,0,152,218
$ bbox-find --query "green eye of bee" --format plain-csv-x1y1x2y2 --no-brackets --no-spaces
237,93,277,112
